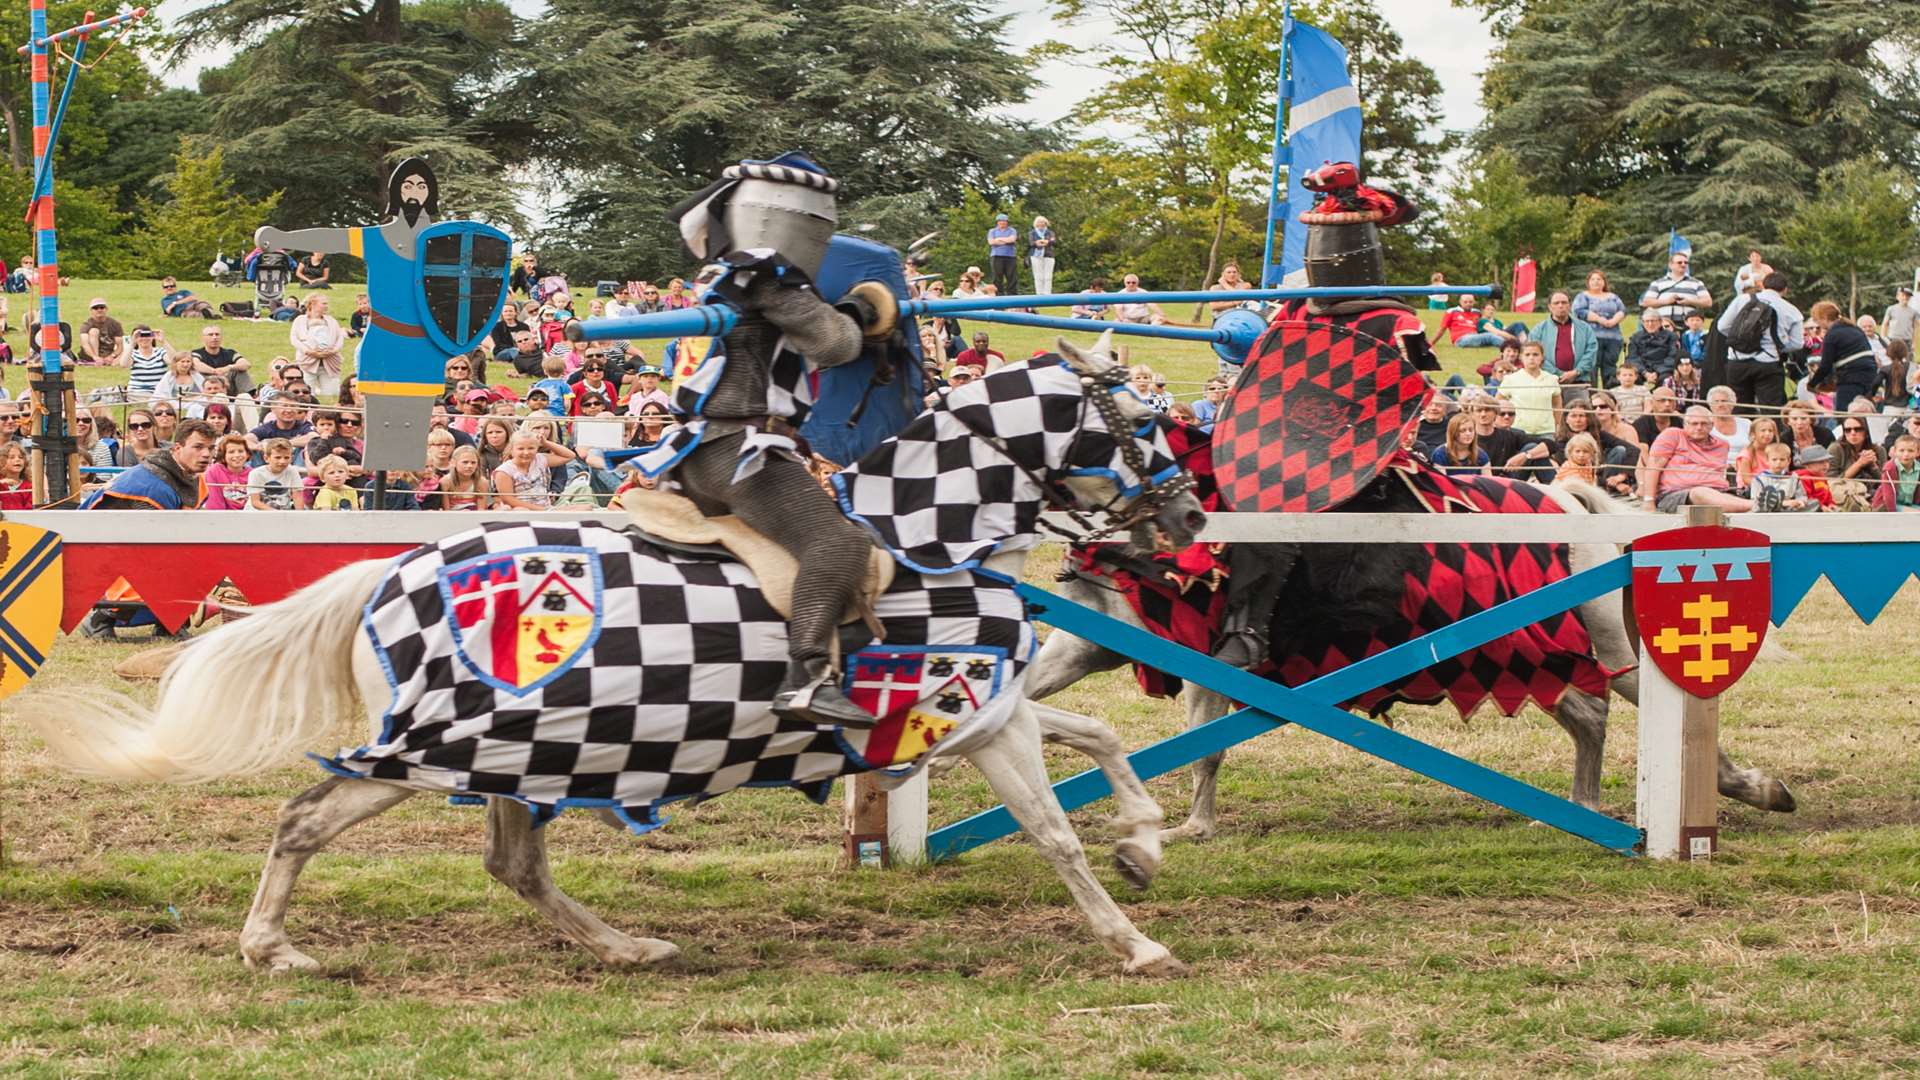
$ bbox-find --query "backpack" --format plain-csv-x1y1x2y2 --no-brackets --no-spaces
1724,297,1779,355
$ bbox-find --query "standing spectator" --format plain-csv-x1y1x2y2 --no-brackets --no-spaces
986,213,1019,295
1530,291,1598,386
202,434,255,510
1113,275,1168,325
1501,342,1561,435
295,250,332,289
1857,314,1890,366
1427,272,1450,311
1806,301,1879,415
77,298,129,366
1882,288,1916,355
1626,311,1681,379
191,325,253,396
1680,313,1709,364
1572,271,1626,388
1717,271,1803,411
125,326,171,398
1871,435,1920,511
1441,295,1516,348
290,294,347,395
1733,248,1774,296
1640,250,1713,330
1641,405,1751,512
1028,217,1057,295
952,332,1006,373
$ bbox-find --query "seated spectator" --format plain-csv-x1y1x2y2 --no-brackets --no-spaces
295,251,332,289
154,350,205,405
309,455,360,509
1705,385,1750,455
492,429,575,509
1626,311,1680,380
1413,394,1454,450
115,407,165,467
0,442,30,509
86,412,120,469
77,298,129,366
1112,275,1168,325
151,401,181,445
625,364,670,414
191,325,252,396
1611,364,1649,420
307,409,364,471
1833,416,1882,494
1734,416,1781,491
1071,279,1110,319
347,293,371,338
1127,364,1172,412
1873,434,1920,510
567,356,622,413
1430,413,1490,475
202,434,255,510
1442,295,1516,348
247,438,305,510
1554,432,1600,487
1795,445,1836,509
1748,441,1812,512
203,403,235,439
952,332,1007,373
248,393,316,452
1780,399,1833,455
1475,339,1523,386
431,445,492,509
428,403,477,448
1641,405,1752,512
159,276,218,319
1192,378,1229,432
125,326,171,399
531,351,574,416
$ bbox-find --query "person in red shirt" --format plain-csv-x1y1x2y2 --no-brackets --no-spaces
951,331,1007,373
1443,296,1517,348
567,354,622,414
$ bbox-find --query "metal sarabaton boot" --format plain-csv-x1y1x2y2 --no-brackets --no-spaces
771,656,878,729
1210,624,1267,670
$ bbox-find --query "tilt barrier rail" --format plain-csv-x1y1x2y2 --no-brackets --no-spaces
6,510,1918,863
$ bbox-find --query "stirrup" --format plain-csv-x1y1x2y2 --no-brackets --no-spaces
1211,628,1266,670
772,662,878,729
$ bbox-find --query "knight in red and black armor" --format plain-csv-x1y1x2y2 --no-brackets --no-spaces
1213,163,1440,668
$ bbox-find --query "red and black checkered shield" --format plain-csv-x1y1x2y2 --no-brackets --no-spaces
1211,320,1431,513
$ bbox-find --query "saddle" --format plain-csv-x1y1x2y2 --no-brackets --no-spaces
621,487,893,627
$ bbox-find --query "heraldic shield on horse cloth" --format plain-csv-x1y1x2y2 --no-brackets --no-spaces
1211,321,1431,513
1630,525,1772,699
322,521,1032,833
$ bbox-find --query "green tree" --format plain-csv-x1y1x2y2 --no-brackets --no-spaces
125,143,282,280
0,1,167,175
1464,0,1920,294
180,0,525,232
1444,151,1569,298
0,172,125,275
1780,159,1920,317
65,90,213,218
510,0,1046,280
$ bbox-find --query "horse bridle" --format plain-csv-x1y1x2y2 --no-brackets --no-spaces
939,363,1197,545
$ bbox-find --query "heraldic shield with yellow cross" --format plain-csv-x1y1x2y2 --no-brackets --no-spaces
1631,526,1772,699
0,523,64,704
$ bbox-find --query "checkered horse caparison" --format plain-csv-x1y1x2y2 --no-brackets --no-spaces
325,356,1187,833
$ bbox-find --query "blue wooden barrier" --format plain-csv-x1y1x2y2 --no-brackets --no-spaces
928,555,1643,860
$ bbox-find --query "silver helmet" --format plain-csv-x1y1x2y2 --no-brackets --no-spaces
722,168,838,279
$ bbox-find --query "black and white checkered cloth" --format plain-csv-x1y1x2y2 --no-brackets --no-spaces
833,356,1183,574
320,522,1030,833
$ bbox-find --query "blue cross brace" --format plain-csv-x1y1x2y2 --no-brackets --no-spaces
1630,546,1771,584
421,231,510,346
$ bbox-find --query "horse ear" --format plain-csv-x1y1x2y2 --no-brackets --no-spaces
1055,336,1093,373
1054,333,1117,376
1091,329,1115,360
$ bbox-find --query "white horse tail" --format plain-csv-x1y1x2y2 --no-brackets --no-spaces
1543,478,1641,518
23,558,393,783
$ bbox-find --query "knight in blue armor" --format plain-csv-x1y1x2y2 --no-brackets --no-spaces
640,154,899,727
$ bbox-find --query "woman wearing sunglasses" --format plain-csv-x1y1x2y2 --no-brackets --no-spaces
115,408,163,467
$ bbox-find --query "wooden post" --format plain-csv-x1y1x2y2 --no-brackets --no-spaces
841,770,929,869
1635,504,1723,861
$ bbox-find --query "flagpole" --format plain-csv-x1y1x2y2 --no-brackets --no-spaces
1259,1,1293,288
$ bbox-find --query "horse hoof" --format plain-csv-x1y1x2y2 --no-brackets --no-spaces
1123,944,1189,977
606,937,681,968
1764,780,1797,813
1159,823,1214,844
244,945,320,974
1113,840,1158,891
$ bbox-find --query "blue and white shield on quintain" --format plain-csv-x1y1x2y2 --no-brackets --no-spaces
415,221,513,356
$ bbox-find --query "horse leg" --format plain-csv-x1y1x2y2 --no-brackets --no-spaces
1162,685,1232,843
1717,751,1797,812
240,778,417,973
965,701,1185,975
1025,626,1126,702
482,798,680,967
1031,702,1165,890
1549,690,1608,811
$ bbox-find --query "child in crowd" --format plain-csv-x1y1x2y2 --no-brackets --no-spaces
1430,413,1489,475
347,294,371,338
309,455,360,510
626,364,671,414
203,434,255,510
1665,356,1702,405
435,445,492,510
1554,432,1599,487
1749,442,1811,512
493,430,562,509
0,443,30,510
1794,445,1835,510
306,410,363,471
531,353,572,417
1873,434,1920,511
1611,363,1649,422
1682,313,1709,363
1735,417,1779,492
247,438,304,510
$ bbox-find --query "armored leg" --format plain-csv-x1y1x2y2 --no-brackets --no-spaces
1211,543,1297,670
677,431,878,727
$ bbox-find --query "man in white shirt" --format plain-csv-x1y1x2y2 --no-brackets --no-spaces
1112,274,1167,325
1640,251,1713,329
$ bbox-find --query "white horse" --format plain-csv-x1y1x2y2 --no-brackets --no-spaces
1025,479,1796,842
23,337,1206,976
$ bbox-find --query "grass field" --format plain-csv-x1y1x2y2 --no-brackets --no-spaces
2,561,1918,1076
7,280,1917,1076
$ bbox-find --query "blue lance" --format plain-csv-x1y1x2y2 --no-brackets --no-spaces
566,282,1499,368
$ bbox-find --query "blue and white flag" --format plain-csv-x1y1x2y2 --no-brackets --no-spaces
1277,20,1363,283
1669,229,1691,256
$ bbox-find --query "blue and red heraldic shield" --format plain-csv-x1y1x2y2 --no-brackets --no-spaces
1211,321,1431,513
0,523,63,701
1631,526,1771,699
